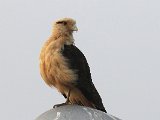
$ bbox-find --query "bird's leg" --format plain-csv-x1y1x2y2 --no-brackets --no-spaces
53,89,71,108
65,89,71,104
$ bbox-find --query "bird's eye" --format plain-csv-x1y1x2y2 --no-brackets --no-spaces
56,21,67,25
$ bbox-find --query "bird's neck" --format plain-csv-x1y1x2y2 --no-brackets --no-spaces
65,33,74,45
44,32,74,53
51,31,74,45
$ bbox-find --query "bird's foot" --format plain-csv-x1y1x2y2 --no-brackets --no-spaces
53,103,68,108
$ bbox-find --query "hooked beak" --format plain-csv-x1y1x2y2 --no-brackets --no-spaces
72,24,78,31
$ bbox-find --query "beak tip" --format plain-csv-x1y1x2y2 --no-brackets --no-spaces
72,24,78,31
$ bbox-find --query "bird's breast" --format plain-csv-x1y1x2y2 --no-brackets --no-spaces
39,42,77,90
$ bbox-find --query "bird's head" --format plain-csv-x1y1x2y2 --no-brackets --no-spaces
53,18,78,35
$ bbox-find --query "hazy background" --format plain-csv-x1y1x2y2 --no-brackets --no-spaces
0,0,160,120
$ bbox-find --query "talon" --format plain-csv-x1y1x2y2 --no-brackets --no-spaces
53,89,71,108
53,103,68,108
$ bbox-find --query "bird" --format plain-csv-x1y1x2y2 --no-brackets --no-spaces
39,18,106,113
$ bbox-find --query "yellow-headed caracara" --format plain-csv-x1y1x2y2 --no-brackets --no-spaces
39,18,106,113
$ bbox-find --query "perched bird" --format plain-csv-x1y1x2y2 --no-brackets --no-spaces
39,18,106,113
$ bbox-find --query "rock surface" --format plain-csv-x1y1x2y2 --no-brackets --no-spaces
35,105,121,120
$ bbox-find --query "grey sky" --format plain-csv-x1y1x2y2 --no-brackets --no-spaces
0,0,160,120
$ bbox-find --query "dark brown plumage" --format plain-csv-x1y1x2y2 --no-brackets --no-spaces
62,44,106,112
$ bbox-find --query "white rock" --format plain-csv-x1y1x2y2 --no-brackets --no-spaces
35,105,121,120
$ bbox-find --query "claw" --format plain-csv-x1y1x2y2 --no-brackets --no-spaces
53,103,68,108
53,89,71,108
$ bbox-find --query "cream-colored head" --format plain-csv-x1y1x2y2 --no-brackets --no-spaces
53,18,78,35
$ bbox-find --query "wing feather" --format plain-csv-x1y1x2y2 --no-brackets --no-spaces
62,45,106,112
